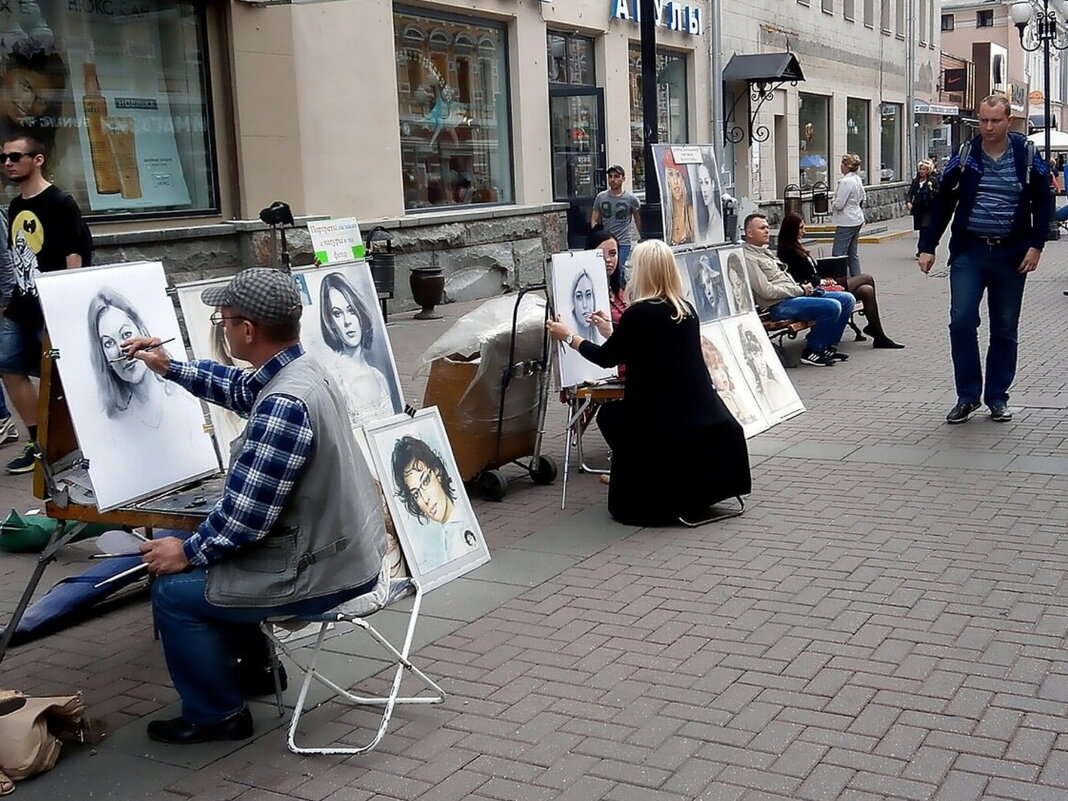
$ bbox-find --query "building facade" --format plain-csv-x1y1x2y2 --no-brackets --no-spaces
0,0,939,304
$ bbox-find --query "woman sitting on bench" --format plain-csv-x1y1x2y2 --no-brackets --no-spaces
776,212,904,350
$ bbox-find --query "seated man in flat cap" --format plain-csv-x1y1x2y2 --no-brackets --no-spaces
123,267,387,745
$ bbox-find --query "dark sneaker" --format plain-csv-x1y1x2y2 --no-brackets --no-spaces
0,417,18,446
989,402,1013,422
946,400,981,424
800,349,836,366
826,346,850,362
5,442,37,474
800,349,837,366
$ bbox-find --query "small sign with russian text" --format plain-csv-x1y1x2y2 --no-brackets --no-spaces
307,218,366,264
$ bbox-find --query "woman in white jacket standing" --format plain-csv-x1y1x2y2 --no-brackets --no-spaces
831,152,866,277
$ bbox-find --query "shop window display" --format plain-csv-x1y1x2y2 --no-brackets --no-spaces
798,93,830,188
628,47,688,192
396,7,513,210
846,97,870,181
0,1,215,218
880,103,902,182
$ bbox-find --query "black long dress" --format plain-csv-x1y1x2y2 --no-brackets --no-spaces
577,299,751,525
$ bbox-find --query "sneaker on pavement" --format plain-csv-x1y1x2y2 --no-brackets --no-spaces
0,417,18,446
945,400,981,424
989,402,1013,422
826,346,850,362
799,349,836,367
5,441,37,474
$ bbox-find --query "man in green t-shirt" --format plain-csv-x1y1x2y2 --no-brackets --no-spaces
590,165,641,274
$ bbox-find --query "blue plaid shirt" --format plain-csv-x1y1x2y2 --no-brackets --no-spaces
165,344,314,566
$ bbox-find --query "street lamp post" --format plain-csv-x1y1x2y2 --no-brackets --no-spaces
1011,0,1068,240
640,0,664,241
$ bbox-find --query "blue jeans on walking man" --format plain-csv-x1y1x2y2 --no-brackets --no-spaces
768,290,856,353
948,241,1027,406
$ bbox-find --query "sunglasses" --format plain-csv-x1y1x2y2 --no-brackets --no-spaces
0,152,38,163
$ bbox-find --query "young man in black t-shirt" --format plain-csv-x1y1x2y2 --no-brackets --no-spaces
0,134,84,474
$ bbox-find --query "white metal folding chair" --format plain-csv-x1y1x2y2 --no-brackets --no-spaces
260,556,446,755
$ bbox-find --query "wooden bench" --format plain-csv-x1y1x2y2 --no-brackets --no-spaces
760,300,866,367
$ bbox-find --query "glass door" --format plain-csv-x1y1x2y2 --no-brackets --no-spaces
549,87,606,248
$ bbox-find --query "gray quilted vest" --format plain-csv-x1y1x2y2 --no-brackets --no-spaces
205,354,387,607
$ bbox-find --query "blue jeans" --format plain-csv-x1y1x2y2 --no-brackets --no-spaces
153,567,377,724
618,242,631,282
1056,204,1068,222
948,242,1027,406
769,291,855,353
832,225,863,277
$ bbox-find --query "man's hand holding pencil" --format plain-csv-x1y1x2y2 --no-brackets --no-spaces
120,336,173,375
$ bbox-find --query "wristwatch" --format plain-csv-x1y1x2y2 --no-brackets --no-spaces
565,333,576,347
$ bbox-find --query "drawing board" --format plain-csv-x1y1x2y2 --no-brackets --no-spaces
549,249,616,388
36,261,219,511
721,312,805,422
653,144,725,247
366,408,489,592
699,322,770,438
678,248,732,323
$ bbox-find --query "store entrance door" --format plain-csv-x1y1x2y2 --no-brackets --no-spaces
549,87,606,249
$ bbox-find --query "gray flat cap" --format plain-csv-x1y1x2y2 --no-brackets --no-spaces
201,268,301,323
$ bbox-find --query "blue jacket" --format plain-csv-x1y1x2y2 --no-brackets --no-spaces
918,132,1050,263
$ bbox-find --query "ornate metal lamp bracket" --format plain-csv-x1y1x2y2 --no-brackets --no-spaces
724,79,796,146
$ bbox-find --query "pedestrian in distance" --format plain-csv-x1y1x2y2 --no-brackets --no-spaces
831,152,866,278
590,165,641,275
918,94,1050,424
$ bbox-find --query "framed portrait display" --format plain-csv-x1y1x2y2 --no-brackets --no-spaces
678,248,731,323
699,322,770,438
717,245,755,317
652,144,725,248
36,261,220,511
549,249,617,388
366,408,489,592
722,312,805,423
176,261,405,465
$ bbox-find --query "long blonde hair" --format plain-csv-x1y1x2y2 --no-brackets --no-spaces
625,239,691,321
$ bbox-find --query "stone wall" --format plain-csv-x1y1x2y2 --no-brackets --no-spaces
755,181,910,228
91,203,569,311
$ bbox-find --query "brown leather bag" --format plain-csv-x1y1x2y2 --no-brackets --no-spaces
0,692,107,781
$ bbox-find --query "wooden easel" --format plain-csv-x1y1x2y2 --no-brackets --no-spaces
0,337,220,664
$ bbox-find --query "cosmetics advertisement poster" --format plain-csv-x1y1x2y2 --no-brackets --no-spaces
65,19,191,211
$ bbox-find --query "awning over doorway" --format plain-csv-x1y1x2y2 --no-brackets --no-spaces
722,53,805,84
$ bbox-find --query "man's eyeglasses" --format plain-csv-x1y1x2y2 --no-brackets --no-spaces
0,152,38,163
209,311,246,326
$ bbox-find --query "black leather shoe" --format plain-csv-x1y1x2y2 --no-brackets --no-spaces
872,337,905,349
147,707,253,745
236,663,287,697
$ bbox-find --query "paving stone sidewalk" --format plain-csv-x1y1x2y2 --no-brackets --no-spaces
2,219,1068,800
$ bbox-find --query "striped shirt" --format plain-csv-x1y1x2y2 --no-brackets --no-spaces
967,149,1021,237
164,344,314,566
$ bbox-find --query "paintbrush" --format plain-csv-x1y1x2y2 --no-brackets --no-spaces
109,337,176,363
93,562,149,589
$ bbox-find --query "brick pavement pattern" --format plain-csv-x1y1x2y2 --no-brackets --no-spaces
3,220,1068,800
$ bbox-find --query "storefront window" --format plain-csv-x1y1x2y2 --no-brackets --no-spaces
847,97,870,181
628,47,688,191
395,7,513,210
798,93,830,187
0,1,216,219
548,33,594,86
880,103,902,182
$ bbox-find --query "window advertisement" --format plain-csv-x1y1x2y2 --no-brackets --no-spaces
880,103,902,182
846,97,870,181
395,7,513,210
798,93,830,187
629,47,688,192
0,1,214,217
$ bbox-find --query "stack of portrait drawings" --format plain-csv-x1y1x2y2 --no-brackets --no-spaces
675,245,805,434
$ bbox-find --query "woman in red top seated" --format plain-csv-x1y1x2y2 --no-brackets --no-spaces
584,227,627,453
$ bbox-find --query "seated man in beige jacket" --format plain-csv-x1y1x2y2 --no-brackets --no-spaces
741,213,856,367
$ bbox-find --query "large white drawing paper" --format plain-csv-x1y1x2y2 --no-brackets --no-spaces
367,408,489,592
699,321,770,438
36,261,218,511
550,249,617,388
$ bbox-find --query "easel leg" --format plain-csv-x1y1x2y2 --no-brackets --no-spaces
0,519,87,664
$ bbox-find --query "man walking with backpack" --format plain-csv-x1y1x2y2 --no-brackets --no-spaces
918,94,1050,424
